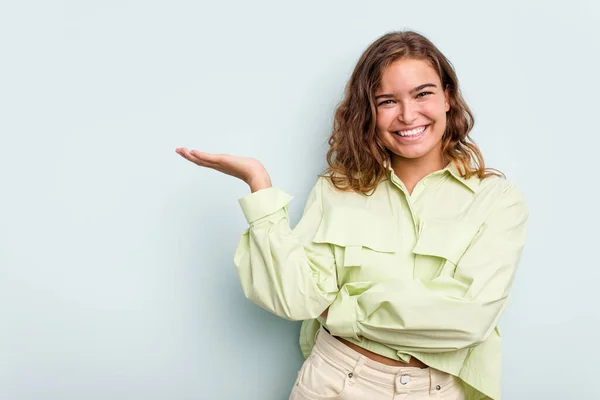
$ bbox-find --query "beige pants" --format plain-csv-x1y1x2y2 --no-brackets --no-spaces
289,328,466,400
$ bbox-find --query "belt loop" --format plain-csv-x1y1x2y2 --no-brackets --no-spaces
428,367,435,395
347,355,366,386
314,326,321,342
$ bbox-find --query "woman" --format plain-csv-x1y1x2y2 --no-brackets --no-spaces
176,31,528,400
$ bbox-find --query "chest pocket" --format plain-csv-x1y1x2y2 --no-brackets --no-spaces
312,207,398,267
412,219,481,266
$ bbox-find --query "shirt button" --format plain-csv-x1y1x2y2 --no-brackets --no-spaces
400,375,409,385
436,385,441,390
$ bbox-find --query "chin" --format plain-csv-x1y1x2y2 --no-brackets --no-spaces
389,143,432,158
386,140,443,162
391,151,429,160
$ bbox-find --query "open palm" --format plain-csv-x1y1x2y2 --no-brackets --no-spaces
175,147,271,191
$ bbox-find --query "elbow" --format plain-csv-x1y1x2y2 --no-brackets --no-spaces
459,321,497,348
243,286,326,321
277,299,329,322
458,300,505,348
462,329,487,348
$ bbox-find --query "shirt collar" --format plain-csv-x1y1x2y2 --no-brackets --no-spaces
383,160,480,193
443,162,479,192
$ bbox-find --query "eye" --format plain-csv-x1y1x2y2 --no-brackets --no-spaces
416,91,433,99
377,99,395,106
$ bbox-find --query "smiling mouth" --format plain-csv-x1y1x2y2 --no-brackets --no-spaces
393,125,429,138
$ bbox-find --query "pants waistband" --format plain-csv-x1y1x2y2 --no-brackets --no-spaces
314,327,456,394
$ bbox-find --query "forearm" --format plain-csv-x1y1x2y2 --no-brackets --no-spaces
325,279,504,351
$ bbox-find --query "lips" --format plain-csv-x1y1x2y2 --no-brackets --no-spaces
394,125,428,136
392,124,429,141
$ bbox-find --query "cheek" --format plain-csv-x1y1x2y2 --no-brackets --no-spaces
376,109,395,131
374,116,392,147
374,125,388,144
422,99,447,120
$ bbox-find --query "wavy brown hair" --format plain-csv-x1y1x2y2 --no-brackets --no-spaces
324,30,502,194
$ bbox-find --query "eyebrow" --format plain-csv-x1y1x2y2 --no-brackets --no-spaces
375,83,438,100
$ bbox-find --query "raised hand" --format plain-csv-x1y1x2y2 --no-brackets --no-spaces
175,148,272,192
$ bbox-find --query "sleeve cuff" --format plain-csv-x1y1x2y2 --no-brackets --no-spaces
238,187,294,224
325,294,360,340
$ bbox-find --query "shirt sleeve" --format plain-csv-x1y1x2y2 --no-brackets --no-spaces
325,183,528,352
233,178,338,320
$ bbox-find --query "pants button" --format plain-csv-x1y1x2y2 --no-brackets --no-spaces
436,385,441,390
400,375,409,385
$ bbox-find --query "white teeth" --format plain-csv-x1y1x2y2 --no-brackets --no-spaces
396,126,426,136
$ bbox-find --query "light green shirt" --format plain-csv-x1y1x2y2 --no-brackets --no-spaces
234,163,528,400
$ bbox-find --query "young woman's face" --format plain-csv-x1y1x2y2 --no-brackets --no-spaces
375,58,450,166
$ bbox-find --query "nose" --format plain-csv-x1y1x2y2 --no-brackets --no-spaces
397,102,417,124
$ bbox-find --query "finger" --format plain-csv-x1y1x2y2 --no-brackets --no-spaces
191,151,235,173
189,150,224,167
177,149,239,177
189,151,244,178
190,150,225,165
176,147,193,159
179,148,214,167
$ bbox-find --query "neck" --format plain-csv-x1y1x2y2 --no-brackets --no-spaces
390,154,445,194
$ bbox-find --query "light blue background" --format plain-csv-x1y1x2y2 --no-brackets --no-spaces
1,1,598,399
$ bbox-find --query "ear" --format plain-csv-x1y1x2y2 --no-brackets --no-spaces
444,86,450,112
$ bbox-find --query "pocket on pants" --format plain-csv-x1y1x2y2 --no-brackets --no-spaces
291,351,351,400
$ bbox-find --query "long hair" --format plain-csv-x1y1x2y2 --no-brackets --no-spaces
324,30,502,194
